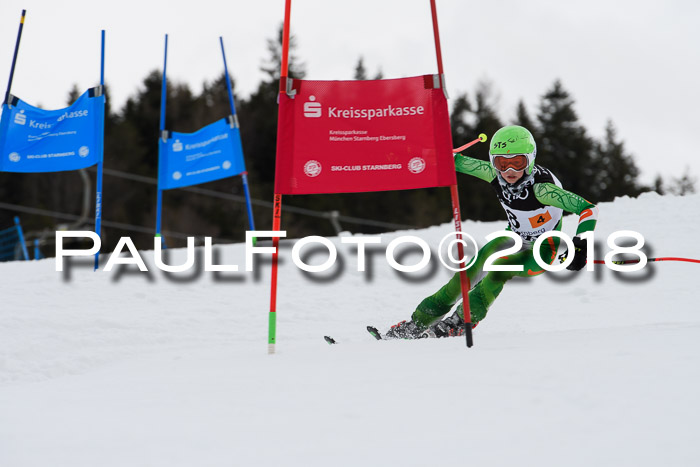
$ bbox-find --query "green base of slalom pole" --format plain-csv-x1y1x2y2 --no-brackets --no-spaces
268,311,276,354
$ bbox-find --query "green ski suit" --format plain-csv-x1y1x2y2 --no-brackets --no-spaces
411,154,599,328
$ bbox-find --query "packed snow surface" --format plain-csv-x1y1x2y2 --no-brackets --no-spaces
1,192,699,466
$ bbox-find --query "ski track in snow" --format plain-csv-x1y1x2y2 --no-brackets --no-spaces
1,192,699,466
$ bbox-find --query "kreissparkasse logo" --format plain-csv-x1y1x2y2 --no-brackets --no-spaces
14,110,26,125
303,95,322,118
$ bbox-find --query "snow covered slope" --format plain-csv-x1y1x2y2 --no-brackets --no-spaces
1,192,699,467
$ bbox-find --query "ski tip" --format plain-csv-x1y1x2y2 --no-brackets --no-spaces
324,335,337,345
366,326,382,340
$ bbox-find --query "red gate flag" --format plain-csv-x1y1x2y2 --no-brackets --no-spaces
274,75,456,195
267,0,474,353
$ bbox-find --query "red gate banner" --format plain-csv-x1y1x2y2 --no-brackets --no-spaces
274,75,456,195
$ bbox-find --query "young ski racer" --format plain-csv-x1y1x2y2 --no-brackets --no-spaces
381,125,599,339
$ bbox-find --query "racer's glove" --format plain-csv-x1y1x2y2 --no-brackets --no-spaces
561,236,587,271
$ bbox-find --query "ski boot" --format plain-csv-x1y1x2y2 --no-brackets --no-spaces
424,311,465,338
421,308,479,338
383,320,426,340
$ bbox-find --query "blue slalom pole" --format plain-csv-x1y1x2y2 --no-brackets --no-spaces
219,37,237,122
4,10,26,105
156,188,164,245
240,172,256,231
159,34,168,138
219,37,256,233
94,29,106,271
156,34,168,247
14,217,29,261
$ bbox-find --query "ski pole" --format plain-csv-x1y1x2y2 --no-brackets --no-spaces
559,254,700,265
453,133,487,153
592,257,700,265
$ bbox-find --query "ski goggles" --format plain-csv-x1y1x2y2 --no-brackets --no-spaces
492,154,529,172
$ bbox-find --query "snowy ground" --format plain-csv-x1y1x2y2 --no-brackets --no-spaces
1,192,699,467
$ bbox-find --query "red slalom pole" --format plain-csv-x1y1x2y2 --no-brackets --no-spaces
279,0,291,94
449,184,473,347
268,0,292,355
453,133,487,153
269,194,283,354
429,0,473,347
429,0,444,79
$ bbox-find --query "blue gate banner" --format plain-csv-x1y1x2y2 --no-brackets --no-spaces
158,117,246,190
0,89,105,173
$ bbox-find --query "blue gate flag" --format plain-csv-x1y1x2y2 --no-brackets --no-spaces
158,116,246,190
0,88,105,173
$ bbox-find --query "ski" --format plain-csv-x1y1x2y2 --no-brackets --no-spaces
367,326,382,340
323,328,381,345
367,324,467,340
327,325,465,345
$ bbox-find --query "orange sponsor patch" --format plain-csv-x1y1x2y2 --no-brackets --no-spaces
528,210,552,228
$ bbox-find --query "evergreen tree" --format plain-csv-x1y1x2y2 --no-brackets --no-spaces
667,169,697,196
237,25,307,231
450,92,473,148
592,120,643,200
653,175,665,195
120,71,167,175
353,56,383,80
260,25,306,83
354,57,368,80
67,84,81,104
466,80,504,165
513,99,536,133
449,86,505,222
536,80,596,200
